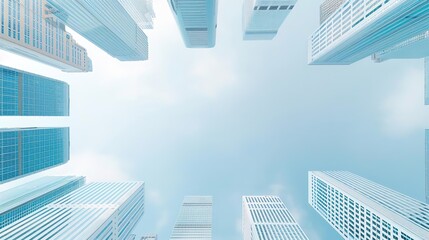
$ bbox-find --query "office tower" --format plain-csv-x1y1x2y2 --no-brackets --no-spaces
309,171,429,240
141,235,158,240
308,1,429,65
0,176,85,229
426,130,429,203
319,0,344,24
242,0,297,40
170,196,212,239
426,58,429,106
0,181,145,239
0,0,91,72
0,65,69,116
46,0,149,61
119,0,155,30
168,0,218,48
0,128,69,183
242,196,309,240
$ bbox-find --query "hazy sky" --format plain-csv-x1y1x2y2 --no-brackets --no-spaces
0,0,429,239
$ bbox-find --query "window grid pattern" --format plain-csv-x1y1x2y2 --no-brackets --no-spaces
243,196,308,240
0,0,91,72
0,128,69,183
0,182,144,240
309,171,428,240
169,0,217,48
0,66,69,116
46,0,148,61
243,0,296,40
0,176,85,229
170,196,212,239
309,0,429,65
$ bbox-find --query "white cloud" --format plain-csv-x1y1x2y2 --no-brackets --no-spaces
190,54,238,98
45,151,131,182
381,69,429,136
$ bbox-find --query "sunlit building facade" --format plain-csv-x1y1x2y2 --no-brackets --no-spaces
308,0,429,65
242,196,308,240
0,181,145,239
0,176,85,229
46,0,149,61
0,0,91,72
242,0,297,40
168,0,218,48
309,171,429,239
170,196,213,239
0,65,69,116
0,128,69,183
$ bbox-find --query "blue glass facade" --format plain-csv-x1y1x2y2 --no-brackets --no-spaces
0,65,69,116
0,176,85,229
0,181,145,239
46,0,148,61
0,128,70,183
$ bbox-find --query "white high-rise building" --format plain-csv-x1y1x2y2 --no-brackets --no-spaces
0,181,145,240
308,0,429,65
242,0,297,40
242,196,309,240
170,196,212,239
319,0,344,24
309,171,429,239
0,0,91,72
168,0,218,48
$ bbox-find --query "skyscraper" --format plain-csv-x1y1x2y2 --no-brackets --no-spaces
308,1,429,65
426,130,429,203
119,0,156,30
170,196,213,239
0,65,69,116
0,0,91,72
46,0,149,61
168,0,218,48
0,176,85,229
242,196,309,240
426,58,429,106
242,0,297,40
309,171,429,239
319,0,344,24
0,128,69,183
0,181,145,239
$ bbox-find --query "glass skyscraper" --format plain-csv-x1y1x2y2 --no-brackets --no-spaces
0,176,85,229
308,0,429,65
168,0,218,48
46,0,150,61
426,129,429,204
242,0,297,40
0,127,70,183
242,196,309,240
0,65,69,116
119,0,155,30
0,0,91,72
170,196,213,239
0,181,145,239
309,171,429,239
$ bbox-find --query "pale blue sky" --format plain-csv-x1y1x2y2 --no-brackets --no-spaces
0,0,429,239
